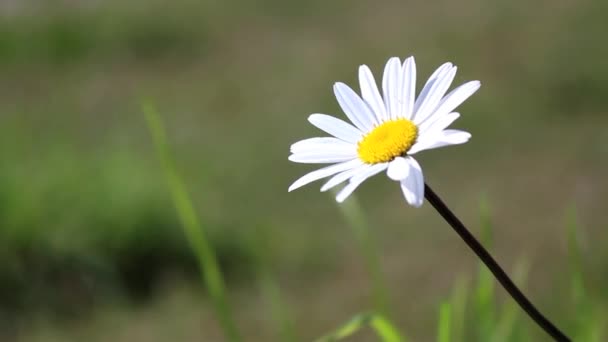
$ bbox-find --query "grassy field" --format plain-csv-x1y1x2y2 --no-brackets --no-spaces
0,0,607,341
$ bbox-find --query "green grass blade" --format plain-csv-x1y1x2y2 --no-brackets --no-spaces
449,278,468,342
316,312,404,342
565,205,585,305
143,103,241,342
316,313,370,341
437,302,452,342
492,259,530,342
336,193,390,316
370,314,404,342
475,195,496,341
586,321,604,342
258,272,298,342
249,225,298,342
564,206,606,342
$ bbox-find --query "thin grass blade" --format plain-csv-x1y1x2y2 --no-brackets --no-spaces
335,193,390,316
437,302,452,342
449,277,468,342
248,225,298,342
143,103,241,342
475,195,496,341
316,312,404,342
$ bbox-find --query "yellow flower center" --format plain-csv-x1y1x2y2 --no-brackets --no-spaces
357,119,418,164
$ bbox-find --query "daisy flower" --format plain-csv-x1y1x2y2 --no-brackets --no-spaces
288,56,480,207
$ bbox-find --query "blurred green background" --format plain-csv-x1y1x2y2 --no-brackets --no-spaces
0,0,607,341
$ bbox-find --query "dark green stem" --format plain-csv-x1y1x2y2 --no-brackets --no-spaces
424,183,570,342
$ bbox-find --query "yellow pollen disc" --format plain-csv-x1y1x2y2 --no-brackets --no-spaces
357,119,418,164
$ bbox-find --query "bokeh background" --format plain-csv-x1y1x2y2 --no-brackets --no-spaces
1,0,607,341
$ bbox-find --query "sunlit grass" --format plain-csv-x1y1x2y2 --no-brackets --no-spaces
315,312,404,342
314,200,604,341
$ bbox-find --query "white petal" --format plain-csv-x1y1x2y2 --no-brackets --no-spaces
382,57,404,120
335,181,360,203
359,65,387,123
321,164,370,192
401,57,416,120
408,129,471,154
440,129,472,144
399,157,424,207
308,114,363,144
418,112,460,136
413,66,457,125
421,80,480,124
335,163,388,203
386,156,410,181
290,137,355,154
288,149,357,164
350,162,388,183
412,63,452,117
334,82,375,131
288,159,363,192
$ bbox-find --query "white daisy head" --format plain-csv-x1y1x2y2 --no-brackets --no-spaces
288,56,480,207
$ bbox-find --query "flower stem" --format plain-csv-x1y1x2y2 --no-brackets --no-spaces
424,183,570,342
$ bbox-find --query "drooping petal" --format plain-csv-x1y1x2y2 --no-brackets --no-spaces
382,57,404,120
399,157,424,207
334,82,376,131
288,149,357,164
386,156,410,181
290,137,355,154
413,66,457,125
359,65,387,123
350,162,388,183
335,181,360,203
401,57,416,120
420,80,480,125
288,159,363,192
335,163,388,203
321,164,370,192
308,114,363,144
